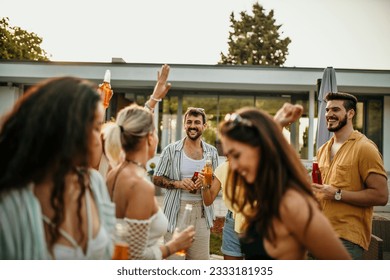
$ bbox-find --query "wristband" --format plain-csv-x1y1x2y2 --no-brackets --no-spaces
151,96,162,102
144,101,154,112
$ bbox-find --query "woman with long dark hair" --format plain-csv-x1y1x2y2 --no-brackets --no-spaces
219,107,350,260
0,77,115,259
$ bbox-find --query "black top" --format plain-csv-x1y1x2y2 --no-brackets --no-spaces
240,225,275,260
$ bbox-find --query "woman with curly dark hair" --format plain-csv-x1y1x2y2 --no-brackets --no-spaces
0,77,115,259
219,107,350,260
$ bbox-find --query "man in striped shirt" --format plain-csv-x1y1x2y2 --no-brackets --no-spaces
153,107,219,260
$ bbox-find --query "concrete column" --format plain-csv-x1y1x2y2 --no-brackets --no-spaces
0,86,22,117
308,89,315,160
383,96,390,172
176,95,183,140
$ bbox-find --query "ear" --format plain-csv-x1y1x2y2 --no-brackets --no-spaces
147,133,153,145
348,109,355,119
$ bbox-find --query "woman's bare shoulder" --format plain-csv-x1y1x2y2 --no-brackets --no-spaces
280,189,317,223
120,172,154,195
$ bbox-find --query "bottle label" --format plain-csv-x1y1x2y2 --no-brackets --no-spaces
312,162,322,184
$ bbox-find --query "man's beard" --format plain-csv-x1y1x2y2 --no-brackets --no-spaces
186,128,202,140
327,114,348,132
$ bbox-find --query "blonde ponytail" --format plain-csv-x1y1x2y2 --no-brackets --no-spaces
102,123,124,168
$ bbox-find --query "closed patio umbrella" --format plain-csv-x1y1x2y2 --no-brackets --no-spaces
316,67,338,150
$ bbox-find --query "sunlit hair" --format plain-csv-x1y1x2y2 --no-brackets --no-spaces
184,107,206,124
103,104,154,167
219,107,316,243
325,91,357,113
0,76,101,253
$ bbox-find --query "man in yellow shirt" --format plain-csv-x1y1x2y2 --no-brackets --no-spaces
313,92,388,259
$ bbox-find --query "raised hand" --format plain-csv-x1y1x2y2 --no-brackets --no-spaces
151,64,172,100
274,103,304,128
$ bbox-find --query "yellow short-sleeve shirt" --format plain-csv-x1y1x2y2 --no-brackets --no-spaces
317,130,387,250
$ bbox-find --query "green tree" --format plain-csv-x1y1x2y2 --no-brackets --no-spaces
219,2,291,66
0,17,50,61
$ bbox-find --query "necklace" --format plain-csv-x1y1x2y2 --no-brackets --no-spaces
125,158,147,172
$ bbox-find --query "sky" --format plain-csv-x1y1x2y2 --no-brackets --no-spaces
1,0,390,70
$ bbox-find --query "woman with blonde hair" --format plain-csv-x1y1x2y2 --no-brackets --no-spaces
104,104,195,259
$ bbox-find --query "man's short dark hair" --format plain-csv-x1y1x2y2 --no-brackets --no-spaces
184,107,206,124
325,92,357,112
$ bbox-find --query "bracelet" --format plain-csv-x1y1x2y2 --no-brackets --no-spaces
150,95,162,102
144,101,154,112
164,244,171,257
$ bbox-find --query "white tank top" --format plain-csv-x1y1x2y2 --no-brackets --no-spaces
43,190,110,259
180,151,205,201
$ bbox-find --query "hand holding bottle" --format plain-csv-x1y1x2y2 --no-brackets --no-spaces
173,204,195,257
189,171,199,194
112,220,130,260
168,225,195,257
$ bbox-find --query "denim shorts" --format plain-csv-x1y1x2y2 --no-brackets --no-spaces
221,210,244,257
307,238,363,260
341,239,363,260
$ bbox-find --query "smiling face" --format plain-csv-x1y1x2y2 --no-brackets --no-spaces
325,100,352,132
221,135,260,184
184,114,206,141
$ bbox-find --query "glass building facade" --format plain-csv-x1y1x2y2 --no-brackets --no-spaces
108,89,383,159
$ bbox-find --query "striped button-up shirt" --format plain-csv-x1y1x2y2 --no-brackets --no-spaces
154,137,219,232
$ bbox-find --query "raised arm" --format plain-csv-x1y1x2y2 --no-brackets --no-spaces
144,64,172,112
273,103,303,129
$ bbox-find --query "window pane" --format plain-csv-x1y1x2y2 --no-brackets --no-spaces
255,96,289,115
159,96,179,153
366,100,383,153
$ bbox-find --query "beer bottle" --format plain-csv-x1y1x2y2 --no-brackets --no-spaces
112,220,130,260
175,204,193,256
99,70,113,109
204,152,213,187
312,158,322,184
